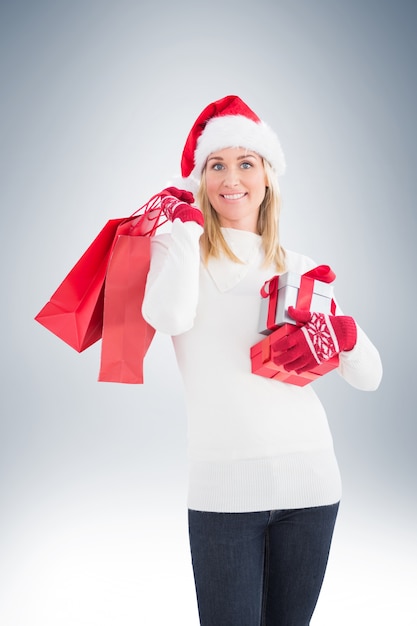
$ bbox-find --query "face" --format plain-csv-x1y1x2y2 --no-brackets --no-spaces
204,147,268,232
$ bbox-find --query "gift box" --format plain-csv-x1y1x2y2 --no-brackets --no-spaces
258,265,336,335
250,324,339,387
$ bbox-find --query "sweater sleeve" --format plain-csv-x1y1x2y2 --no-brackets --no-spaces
328,297,383,391
142,219,203,335
337,325,383,391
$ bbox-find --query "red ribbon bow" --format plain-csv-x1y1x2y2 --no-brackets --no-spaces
260,265,336,332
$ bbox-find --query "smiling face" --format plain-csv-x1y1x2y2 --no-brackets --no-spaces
204,147,268,232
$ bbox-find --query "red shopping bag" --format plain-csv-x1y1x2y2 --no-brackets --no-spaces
98,235,155,384
35,196,167,353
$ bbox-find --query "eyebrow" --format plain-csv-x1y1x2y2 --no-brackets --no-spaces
207,152,259,162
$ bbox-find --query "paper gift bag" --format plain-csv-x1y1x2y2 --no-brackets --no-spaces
35,217,128,352
98,235,155,384
35,195,167,353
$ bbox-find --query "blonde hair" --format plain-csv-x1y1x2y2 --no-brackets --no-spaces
197,159,286,272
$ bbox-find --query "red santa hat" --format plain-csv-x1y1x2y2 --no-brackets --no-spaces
181,95,286,184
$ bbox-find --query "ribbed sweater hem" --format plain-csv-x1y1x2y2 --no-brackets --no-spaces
187,449,342,513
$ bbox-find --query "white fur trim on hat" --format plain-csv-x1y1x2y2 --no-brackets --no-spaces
191,115,286,179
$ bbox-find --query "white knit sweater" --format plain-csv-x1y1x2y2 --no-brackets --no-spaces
142,220,382,513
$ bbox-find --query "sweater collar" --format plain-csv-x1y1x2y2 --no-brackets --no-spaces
205,228,263,292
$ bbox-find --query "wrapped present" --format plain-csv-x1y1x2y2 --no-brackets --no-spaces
250,324,339,387
258,265,336,335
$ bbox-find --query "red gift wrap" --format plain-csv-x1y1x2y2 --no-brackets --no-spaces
250,324,339,387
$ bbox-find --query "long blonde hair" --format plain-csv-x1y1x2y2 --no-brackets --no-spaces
197,159,286,272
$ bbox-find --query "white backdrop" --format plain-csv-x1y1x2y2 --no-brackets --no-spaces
1,1,416,624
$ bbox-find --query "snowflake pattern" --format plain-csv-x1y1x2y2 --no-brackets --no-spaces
303,312,338,362
160,195,186,220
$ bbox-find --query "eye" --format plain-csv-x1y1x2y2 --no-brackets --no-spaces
211,162,224,171
240,161,252,169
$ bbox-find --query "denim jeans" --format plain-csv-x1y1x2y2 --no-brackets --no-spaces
188,503,339,626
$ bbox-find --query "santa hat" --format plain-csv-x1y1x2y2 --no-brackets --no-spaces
180,95,286,185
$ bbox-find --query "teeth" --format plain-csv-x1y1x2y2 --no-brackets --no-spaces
223,193,245,200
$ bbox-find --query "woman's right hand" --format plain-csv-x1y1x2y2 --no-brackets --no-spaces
158,187,204,227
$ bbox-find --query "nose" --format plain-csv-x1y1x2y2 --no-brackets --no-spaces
223,166,240,187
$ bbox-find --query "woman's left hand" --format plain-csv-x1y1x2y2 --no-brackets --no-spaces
271,306,357,374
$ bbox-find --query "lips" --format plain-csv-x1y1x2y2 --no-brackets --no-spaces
221,192,247,200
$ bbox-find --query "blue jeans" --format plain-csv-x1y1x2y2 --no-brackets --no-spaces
188,503,339,626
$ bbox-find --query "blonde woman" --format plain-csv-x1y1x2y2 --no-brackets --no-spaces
142,95,382,626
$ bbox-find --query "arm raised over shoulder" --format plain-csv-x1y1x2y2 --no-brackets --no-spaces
142,219,203,336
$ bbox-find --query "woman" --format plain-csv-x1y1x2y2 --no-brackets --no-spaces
142,95,382,626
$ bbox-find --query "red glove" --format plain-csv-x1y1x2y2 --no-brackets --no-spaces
158,187,204,227
271,306,357,374
159,186,195,204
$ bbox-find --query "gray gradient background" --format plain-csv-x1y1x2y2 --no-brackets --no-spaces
1,1,416,624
